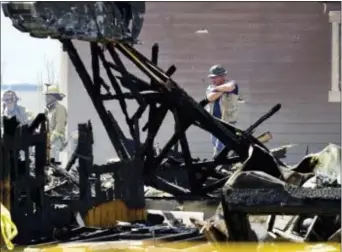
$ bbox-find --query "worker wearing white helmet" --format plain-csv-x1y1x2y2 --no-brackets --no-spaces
44,85,68,162
1,90,30,125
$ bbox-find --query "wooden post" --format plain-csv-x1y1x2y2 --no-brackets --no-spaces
77,121,93,216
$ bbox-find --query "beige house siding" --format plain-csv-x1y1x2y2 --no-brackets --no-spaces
62,2,341,165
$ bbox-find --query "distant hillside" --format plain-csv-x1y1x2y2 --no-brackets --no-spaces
1,83,42,92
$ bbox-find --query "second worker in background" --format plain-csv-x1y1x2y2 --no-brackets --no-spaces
44,85,68,163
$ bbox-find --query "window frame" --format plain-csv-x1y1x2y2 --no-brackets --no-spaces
328,11,341,103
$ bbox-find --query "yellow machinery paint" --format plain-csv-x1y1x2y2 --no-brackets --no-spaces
21,242,341,252
0,203,18,250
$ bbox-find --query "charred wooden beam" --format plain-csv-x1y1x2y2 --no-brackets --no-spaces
214,104,281,162
62,38,285,201
96,44,137,141
0,117,16,212
92,161,132,174
221,173,341,241
106,44,146,107
107,111,132,158
34,118,47,211
151,43,159,65
116,43,248,158
197,176,231,195
130,103,148,126
150,42,160,90
18,125,34,213
172,109,196,190
27,113,46,133
147,176,191,196
113,160,145,208
77,121,93,216
132,117,141,156
222,186,341,215
61,39,131,161
165,65,177,77
105,91,164,104
142,104,169,174
246,104,281,135
106,62,151,91
90,42,101,95
65,146,79,172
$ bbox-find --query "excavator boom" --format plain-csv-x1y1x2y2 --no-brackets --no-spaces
2,1,145,43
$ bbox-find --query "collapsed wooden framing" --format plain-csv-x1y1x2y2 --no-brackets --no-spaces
0,38,287,243
1,1,340,245
60,39,287,205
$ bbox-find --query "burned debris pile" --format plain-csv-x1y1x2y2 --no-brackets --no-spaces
1,1,341,251
1,112,340,249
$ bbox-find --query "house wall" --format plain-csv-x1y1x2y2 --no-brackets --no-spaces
62,2,341,165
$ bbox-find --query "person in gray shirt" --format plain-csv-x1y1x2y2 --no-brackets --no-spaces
205,64,239,156
1,90,30,125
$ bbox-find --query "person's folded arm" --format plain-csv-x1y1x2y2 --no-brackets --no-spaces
206,91,222,102
213,82,236,93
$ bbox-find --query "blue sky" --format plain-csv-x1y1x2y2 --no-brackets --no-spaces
1,6,61,85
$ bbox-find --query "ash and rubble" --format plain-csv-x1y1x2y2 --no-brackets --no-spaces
40,143,341,246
